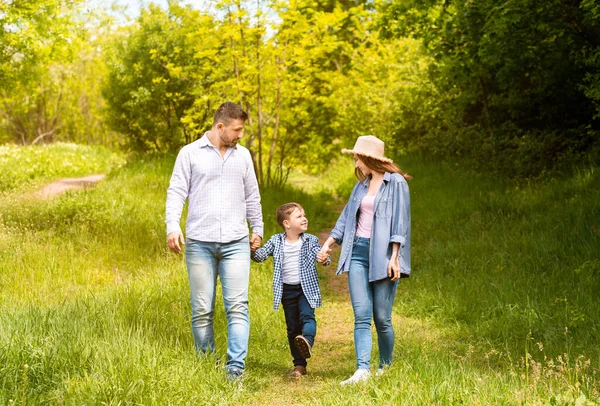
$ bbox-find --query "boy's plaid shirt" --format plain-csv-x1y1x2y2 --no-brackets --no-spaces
251,232,330,310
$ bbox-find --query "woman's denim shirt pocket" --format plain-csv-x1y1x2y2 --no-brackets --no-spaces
376,196,393,218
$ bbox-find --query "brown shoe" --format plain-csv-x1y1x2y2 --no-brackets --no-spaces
294,335,312,359
289,366,307,378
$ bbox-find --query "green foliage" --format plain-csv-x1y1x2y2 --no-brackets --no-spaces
0,0,78,92
102,1,416,186
4,0,600,179
378,0,600,176
0,2,116,146
103,4,217,152
581,0,600,120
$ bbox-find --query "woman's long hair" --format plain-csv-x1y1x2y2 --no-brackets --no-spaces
355,154,412,182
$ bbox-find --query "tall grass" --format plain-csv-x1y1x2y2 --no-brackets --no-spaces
401,155,599,357
0,145,598,404
0,143,125,194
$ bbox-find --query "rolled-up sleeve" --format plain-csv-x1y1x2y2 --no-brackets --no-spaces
244,152,264,238
166,148,191,235
390,177,410,246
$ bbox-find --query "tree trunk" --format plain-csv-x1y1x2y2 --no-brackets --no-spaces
479,77,494,140
228,7,243,106
267,57,282,187
255,0,264,186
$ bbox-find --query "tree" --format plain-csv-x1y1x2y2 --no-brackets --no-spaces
102,0,427,185
103,4,218,152
378,0,600,175
0,0,85,144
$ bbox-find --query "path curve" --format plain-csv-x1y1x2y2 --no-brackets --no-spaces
35,174,106,198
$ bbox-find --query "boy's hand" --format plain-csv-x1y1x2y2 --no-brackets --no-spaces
317,246,332,264
250,233,262,252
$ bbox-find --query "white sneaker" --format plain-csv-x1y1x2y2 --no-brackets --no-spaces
340,369,371,385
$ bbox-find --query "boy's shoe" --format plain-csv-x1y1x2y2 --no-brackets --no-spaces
340,369,371,385
226,367,244,382
288,365,307,378
294,335,312,359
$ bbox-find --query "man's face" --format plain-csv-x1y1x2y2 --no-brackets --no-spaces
285,208,308,234
217,119,245,147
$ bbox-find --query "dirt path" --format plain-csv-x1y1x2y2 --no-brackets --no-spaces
248,215,356,404
34,174,106,198
313,229,353,353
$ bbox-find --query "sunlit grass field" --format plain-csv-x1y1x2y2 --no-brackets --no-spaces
0,144,598,404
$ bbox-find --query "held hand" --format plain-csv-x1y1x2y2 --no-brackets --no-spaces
317,245,332,264
319,244,331,254
167,231,185,254
250,233,262,252
387,257,400,282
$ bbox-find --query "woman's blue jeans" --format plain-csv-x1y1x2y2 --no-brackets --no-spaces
185,236,250,371
348,236,398,370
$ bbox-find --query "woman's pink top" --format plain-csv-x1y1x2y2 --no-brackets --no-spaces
355,195,375,238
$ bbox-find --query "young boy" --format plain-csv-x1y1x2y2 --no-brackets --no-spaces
251,202,330,378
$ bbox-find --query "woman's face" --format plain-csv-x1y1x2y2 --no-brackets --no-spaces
354,154,371,176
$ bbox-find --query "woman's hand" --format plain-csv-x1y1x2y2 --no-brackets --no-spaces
387,256,400,282
317,245,332,264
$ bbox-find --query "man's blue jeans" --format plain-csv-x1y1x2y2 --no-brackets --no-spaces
281,283,316,368
185,236,250,371
348,236,398,370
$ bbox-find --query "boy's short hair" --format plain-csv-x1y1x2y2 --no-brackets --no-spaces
276,202,303,228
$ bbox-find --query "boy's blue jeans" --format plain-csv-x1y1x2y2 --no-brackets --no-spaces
185,237,250,372
348,236,398,370
281,283,316,368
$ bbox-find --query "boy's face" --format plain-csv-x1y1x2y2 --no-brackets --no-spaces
284,208,308,234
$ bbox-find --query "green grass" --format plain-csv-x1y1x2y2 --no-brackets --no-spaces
0,144,599,404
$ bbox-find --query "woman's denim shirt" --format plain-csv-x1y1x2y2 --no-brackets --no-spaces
330,172,411,282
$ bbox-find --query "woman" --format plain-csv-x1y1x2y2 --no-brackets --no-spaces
319,135,411,385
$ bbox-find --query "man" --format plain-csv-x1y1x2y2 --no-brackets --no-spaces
166,102,263,381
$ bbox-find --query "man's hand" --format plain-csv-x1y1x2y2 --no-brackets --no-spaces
167,231,185,254
250,233,262,252
388,256,400,282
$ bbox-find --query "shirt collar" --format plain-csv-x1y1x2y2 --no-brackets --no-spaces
362,172,391,187
198,131,238,150
198,132,211,148
279,232,306,243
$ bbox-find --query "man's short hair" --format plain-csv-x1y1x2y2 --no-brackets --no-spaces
213,102,248,126
276,202,303,228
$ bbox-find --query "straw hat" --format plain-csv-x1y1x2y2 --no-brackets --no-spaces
341,135,393,164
